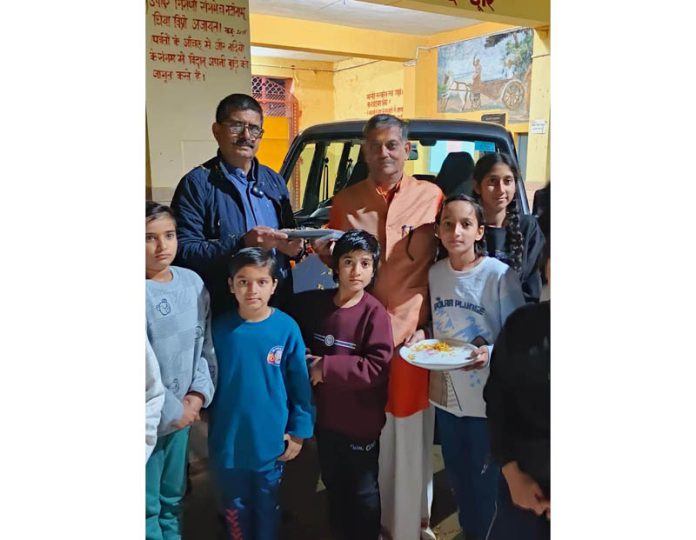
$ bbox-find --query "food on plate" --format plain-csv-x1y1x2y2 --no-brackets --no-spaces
412,341,454,353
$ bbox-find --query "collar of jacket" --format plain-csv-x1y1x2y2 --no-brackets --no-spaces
216,150,259,183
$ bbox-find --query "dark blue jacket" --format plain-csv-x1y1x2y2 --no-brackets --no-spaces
171,153,297,313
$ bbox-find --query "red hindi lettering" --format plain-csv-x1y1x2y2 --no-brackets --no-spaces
227,40,244,53
188,53,207,67
215,39,225,50
175,0,198,9
208,55,226,67
174,14,188,30
149,0,170,8
153,69,174,82
470,0,493,12
152,11,171,27
152,32,171,45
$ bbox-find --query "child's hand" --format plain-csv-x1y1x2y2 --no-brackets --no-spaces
183,392,204,414
461,346,489,371
172,402,199,430
404,328,427,346
502,462,550,516
308,355,324,386
278,434,303,461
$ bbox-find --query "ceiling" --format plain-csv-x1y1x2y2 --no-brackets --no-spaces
248,0,479,37
250,46,349,62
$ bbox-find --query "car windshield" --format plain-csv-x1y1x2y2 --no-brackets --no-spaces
285,135,519,227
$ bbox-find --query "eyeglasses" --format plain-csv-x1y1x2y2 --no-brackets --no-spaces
221,120,264,138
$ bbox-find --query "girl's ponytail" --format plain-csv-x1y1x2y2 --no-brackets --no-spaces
504,198,524,273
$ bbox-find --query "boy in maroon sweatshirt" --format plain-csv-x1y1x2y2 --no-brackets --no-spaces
291,229,393,540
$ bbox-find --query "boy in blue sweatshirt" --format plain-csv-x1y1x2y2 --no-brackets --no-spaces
209,247,314,540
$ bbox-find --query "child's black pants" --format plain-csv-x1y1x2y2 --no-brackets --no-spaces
315,428,381,540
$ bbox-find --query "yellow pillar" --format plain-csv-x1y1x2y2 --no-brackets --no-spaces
525,26,550,191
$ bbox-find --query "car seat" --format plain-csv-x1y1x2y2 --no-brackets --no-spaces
434,151,475,197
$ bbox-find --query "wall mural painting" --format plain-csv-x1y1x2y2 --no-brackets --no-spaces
437,28,533,122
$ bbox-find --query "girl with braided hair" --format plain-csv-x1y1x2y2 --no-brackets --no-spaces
472,153,545,303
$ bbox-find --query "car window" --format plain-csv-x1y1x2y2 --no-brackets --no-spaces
291,139,361,214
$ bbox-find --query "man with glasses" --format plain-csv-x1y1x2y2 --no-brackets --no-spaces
171,93,303,313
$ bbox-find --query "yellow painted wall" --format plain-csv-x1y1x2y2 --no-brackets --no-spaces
333,58,406,120
525,27,550,193
255,116,290,173
251,55,336,205
251,55,335,130
250,13,422,62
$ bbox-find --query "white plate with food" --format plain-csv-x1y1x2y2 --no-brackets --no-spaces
282,228,344,240
400,339,478,370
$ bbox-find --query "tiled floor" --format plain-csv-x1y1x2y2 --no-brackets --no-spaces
182,422,464,540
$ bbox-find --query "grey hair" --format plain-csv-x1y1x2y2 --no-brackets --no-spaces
363,114,409,141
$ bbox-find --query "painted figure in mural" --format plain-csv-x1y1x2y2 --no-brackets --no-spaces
472,54,482,92
170,93,304,314
315,114,443,540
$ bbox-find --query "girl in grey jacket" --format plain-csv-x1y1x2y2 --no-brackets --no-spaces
145,201,217,540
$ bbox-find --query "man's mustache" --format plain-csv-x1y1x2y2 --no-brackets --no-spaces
233,140,255,148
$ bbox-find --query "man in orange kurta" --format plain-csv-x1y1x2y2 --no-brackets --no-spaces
326,115,443,540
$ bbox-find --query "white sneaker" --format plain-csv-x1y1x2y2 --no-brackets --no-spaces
421,526,437,540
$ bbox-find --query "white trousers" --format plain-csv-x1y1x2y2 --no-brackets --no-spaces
378,407,435,540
